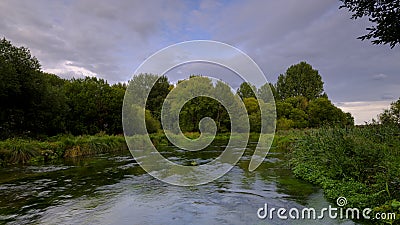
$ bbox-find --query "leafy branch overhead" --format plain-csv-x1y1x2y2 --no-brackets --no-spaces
340,0,400,48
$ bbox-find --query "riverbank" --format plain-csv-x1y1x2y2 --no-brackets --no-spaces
289,125,400,224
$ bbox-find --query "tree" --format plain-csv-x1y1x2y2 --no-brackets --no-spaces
276,101,294,119
258,83,276,102
307,97,353,127
289,108,308,128
64,77,119,135
243,97,261,132
175,77,229,133
276,62,324,100
37,73,68,135
0,38,62,138
145,110,160,133
146,75,170,121
284,96,308,111
237,82,256,99
275,97,309,129
213,81,233,132
277,118,295,130
108,83,126,134
379,97,400,125
340,0,400,48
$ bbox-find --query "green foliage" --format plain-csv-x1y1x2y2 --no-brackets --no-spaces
266,61,353,130
179,96,222,132
276,61,324,100
374,199,400,224
379,98,400,125
258,83,276,102
340,0,400,48
0,38,65,138
277,118,295,130
171,77,237,133
0,134,127,164
145,110,161,133
64,77,124,135
290,125,400,223
243,97,260,114
276,101,294,118
289,108,308,128
237,82,256,99
0,139,39,164
0,38,126,138
308,97,352,127
146,75,170,121
63,135,126,157
243,97,262,132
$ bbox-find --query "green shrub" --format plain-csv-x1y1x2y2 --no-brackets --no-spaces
290,125,400,223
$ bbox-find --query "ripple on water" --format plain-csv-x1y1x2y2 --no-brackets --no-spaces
26,165,73,173
0,144,360,225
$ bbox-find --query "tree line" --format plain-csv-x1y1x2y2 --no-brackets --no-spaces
237,61,354,130
1,38,355,139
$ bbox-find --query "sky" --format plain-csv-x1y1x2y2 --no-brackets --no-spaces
1,0,399,124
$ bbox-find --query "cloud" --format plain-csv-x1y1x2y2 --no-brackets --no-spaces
45,61,97,79
1,0,399,103
336,101,392,124
372,73,388,80
0,0,188,83
187,0,400,102
381,94,395,100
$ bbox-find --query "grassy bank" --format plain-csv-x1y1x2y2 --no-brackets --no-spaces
289,125,400,224
0,132,245,165
0,134,128,165
0,130,270,166
2,127,399,224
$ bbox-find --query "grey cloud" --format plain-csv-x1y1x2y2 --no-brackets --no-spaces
1,0,399,105
381,94,395,100
372,73,388,80
0,0,187,83
188,0,400,103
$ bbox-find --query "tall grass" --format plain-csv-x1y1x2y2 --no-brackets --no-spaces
290,124,400,224
0,134,127,165
0,139,39,164
63,135,126,157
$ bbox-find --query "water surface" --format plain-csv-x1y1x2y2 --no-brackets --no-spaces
0,141,357,225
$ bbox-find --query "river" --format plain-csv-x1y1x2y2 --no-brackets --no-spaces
0,141,358,225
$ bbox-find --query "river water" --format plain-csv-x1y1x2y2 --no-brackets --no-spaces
0,141,358,225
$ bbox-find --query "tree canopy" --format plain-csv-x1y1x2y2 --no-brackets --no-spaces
276,61,324,100
379,98,400,125
0,38,59,137
237,82,256,99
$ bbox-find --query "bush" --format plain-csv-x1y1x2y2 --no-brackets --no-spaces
290,125,400,223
